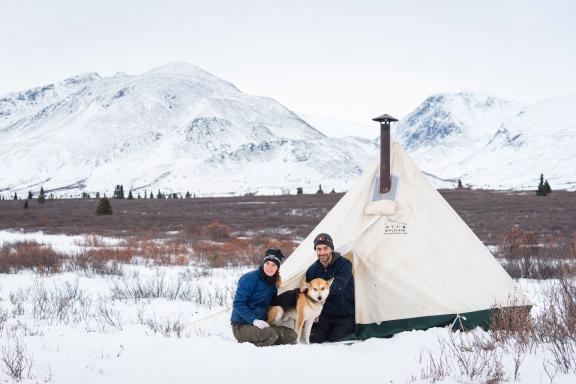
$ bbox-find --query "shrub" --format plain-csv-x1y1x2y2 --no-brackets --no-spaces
95,197,113,215
497,228,576,279
204,222,232,241
0,241,65,274
1,336,32,380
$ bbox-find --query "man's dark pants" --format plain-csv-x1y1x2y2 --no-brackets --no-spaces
310,315,355,343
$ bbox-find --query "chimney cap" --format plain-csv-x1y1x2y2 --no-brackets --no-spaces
372,113,398,123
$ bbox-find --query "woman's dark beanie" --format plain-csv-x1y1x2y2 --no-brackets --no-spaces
313,233,334,250
263,248,284,268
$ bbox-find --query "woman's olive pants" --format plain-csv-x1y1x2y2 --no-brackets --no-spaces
232,324,297,347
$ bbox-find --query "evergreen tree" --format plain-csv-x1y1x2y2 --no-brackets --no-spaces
27,191,33,200
149,191,154,199
185,191,191,199
13,192,18,200
137,193,141,199
330,188,336,194
458,179,463,189
113,185,125,199
23,200,29,209
316,184,324,194
544,180,552,194
157,190,162,199
96,192,100,199
144,189,147,199
95,197,113,215
127,190,134,200
536,173,547,196
38,187,46,203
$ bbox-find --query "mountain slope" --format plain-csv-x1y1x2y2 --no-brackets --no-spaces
0,63,376,196
395,92,576,190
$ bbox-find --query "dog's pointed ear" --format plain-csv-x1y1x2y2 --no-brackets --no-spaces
326,278,334,287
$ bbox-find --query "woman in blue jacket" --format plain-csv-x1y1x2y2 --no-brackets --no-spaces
231,249,297,346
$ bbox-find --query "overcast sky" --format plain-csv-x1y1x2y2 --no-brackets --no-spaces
1,0,574,124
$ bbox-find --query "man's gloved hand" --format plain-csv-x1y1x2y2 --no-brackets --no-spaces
253,319,270,329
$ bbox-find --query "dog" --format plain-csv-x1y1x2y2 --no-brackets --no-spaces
267,277,333,344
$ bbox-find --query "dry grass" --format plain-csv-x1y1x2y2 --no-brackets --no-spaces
497,227,576,279
0,194,341,240
2,190,575,246
421,278,576,382
0,222,298,274
0,241,65,274
1,226,574,277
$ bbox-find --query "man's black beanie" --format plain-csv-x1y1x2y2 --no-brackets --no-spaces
313,233,334,250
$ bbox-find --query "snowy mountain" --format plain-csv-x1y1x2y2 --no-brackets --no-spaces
0,63,377,196
394,92,576,190
1,66,574,196
297,113,377,139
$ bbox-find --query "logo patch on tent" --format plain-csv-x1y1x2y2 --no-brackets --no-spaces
383,218,407,234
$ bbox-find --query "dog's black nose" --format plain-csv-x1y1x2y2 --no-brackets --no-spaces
318,296,322,301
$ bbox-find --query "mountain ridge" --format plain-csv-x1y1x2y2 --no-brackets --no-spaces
1,64,574,195
0,63,375,197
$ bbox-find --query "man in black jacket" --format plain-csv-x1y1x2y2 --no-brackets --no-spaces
305,233,355,343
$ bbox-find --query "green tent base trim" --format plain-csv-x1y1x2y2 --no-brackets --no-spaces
342,305,532,341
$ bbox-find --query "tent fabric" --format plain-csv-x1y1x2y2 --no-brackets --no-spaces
279,142,530,334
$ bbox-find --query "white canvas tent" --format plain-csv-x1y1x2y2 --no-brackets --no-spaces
279,142,531,339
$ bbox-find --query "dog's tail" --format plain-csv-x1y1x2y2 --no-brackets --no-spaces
267,306,284,324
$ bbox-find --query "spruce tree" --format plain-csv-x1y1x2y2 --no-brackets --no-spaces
113,185,125,199
544,180,552,194
458,179,463,189
38,187,46,203
127,190,134,200
27,191,33,200
96,192,100,199
149,192,154,199
137,193,141,199
13,192,18,200
536,173,547,196
185,191,191,199
157,190,162,199
316,184,324,194
95,197,113,215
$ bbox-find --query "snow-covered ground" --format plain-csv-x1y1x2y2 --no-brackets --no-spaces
1,230,575,383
